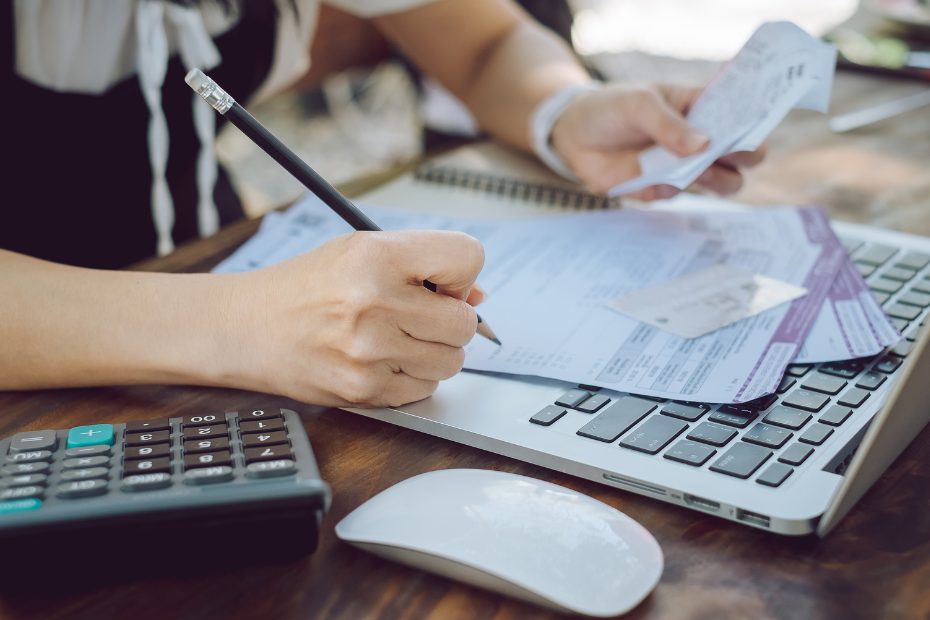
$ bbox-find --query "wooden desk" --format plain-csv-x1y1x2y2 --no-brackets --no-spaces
1,69,929,620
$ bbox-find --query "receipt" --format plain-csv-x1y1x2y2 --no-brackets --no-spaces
609,22,837,196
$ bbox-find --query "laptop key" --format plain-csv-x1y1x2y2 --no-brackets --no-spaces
898,291,930,308
530,405,567,426
837,388,870,408
687,422,737,447
869,277,902,294
820,406,853,426
709,443,772,479
660,402,707,422
709,408,757,428
886,303,922,321
762,406,812,430
576,394,611,414
891,341,913,357
799,423,834,446
855,244,897,266
855,262,876,278
839,237,863,254
742,423,792,449
555,389,591,408
891,317,909,332
913,276,930,295
756,463,793,487
818,361,862,379
895,251,930,271
785,364,812,377
874,355,903,374
619,417,688,454
882,266,917,282
801,373,847,395
778,443,814,466
872,291,891,305
855,371,887,390
576,397,656,443
664,439,716,466
782,390,830,413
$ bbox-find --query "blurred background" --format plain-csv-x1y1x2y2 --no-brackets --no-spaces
215,0,928,217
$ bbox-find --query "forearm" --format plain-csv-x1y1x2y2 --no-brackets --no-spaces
0,250,240,391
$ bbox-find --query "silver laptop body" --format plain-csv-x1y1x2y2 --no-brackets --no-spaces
346,218,930,536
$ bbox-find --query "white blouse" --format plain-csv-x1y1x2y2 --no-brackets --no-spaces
13,0,436,255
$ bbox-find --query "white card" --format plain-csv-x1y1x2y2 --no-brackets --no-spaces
607,264,808,339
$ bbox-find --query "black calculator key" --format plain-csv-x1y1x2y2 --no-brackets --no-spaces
555,389,591,408
687,422,737,447
246,460,297,479
663,440,716,466
756,463,793,488
576,394,611,414
529,405,567,426
121,472,173,492
124,444,171,460
123,458,171,476
62,455,109,469
183,466,234,485
181,425,228,440
56,479,108,499
742,423,792,449
5,450,53,464
782,390,830,413
778,443,814,466
819,406,852,427
239,418,286,434
240,409,282,421
837,388,870,408
125,430,171,446
1,486,44,500
576,397,656,443
183,450,232,470
60,467,109,481
762,406,812,430
799,423,834,446
244,445,294,463
125,419,171,433
8,430,58,453
709,443,772,479
180,414,225,428
64,445,111,458
183,437,230,453
619,416,688,455
660,402,707,422
241,431,289,448
4,474,47,487
3,462,50,475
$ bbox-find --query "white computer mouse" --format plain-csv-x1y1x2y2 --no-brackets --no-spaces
335,468,663,617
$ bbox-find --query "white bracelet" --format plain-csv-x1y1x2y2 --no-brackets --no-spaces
530,82,602,181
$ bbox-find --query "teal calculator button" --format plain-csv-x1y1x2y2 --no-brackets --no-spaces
0,498,42,515
67,424,115,449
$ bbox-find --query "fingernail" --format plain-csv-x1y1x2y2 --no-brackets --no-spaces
681,132,709,153
656,185,678,200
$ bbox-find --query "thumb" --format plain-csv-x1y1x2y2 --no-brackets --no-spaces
387,230,485,301
627,88,709,156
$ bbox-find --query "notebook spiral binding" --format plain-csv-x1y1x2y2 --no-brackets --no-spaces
414,165,621,210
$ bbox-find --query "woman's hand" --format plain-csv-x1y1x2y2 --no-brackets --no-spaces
550,83,766,200
224,230,485,408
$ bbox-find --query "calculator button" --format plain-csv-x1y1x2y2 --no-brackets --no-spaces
183,451,232,470
183,466,234,485
0,498,42,515
5,450,53,464
183,437,230,453
239,418,286,434
0,486,44,501
125,419,171,433
181,425,228,440
9,430,57,453
60,467,110,482
4,474,48,487
67,424,115,449
123,444,171,460
56,479,109,499
180,414,225,428
241,431,289,448
244,445,294,463
246,459,297,478
123,458,171,476
121,472,173,492
62,455,109,469
240,409,282,421
2,462,50,475
64,445,111,458
125,430,171,446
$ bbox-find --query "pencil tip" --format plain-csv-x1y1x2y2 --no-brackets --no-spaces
476,320,502,346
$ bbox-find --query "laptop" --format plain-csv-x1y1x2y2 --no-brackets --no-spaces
347,150,930,536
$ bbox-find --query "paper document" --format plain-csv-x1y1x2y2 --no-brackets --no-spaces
608,264,808,339
609,21,837,197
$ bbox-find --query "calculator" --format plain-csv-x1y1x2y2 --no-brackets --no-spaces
0,407,330,579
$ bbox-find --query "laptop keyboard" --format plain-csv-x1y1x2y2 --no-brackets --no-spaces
529,238,929,488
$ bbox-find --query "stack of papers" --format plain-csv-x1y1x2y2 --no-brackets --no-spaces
214,193,900,404
609,21,837,196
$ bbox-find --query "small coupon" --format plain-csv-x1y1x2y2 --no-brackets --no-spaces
608,264,807,339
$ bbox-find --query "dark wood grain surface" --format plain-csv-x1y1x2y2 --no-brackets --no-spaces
2,66,929,620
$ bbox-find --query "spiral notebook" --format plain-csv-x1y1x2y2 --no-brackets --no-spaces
358,141,621,217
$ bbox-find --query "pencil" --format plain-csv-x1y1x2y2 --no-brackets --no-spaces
185,69,501,346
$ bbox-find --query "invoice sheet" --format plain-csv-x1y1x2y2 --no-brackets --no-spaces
609,21,837,196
